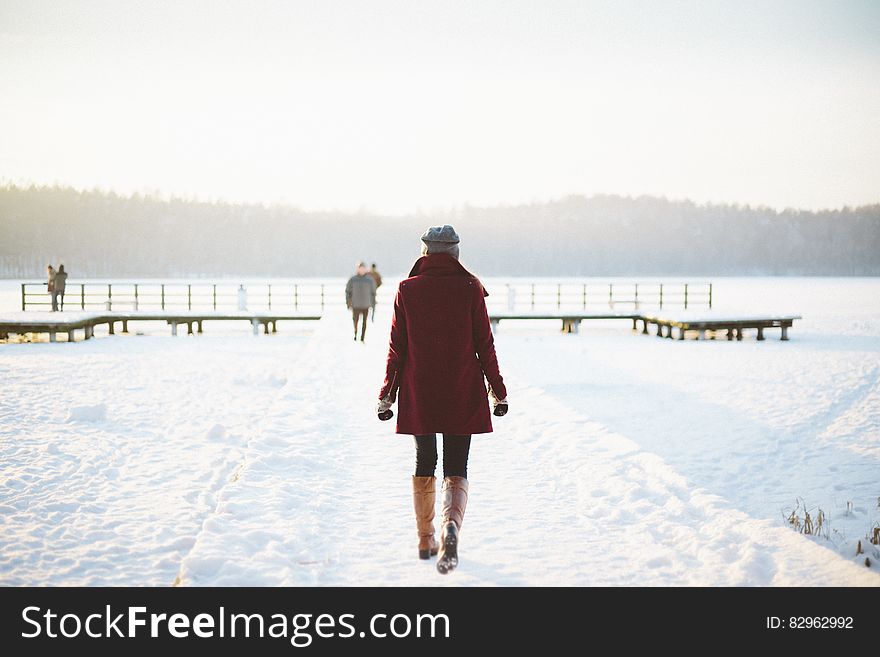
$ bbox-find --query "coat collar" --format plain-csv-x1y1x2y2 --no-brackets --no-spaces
407,254,489,296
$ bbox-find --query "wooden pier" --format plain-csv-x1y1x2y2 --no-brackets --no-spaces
0,312,320,342
488,312,642,334
5,279,799,343
637,313,800,341
488,312,801,340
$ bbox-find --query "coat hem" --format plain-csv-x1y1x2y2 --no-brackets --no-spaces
394,428,494,435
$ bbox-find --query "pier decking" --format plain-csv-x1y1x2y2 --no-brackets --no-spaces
1,310,801,343
487,312,801,340
0,311,320,342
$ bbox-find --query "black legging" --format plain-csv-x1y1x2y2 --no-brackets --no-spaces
414,434,472,478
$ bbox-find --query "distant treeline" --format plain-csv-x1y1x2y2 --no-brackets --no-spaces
1,184,878,277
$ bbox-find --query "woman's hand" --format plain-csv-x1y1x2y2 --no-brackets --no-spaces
377,396,394,421
489,388,508,416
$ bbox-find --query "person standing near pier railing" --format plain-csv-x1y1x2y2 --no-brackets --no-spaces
377,225,508,575
46,265,57,311
54,264,68,311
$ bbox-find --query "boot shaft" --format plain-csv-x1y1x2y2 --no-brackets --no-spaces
412,475,436,537
440,476,468,530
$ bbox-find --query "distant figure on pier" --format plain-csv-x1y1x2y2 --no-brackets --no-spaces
46,265,56,311
369,263,383,289
237,284,248,311
368,263,383,321
377,224,508,575
346,262,376,342
54,265,68,311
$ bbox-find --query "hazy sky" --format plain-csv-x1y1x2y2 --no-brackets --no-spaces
1,0,878,213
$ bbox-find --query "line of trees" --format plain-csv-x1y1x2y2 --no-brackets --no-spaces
1,183,878,278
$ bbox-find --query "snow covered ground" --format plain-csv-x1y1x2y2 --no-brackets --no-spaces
1,278,878,585
0,329,310,585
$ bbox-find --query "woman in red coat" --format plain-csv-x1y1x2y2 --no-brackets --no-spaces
378,225,508,574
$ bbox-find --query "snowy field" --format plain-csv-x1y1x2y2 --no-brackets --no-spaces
1,277,878,586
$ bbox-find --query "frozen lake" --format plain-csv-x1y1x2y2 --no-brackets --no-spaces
1,276,878,585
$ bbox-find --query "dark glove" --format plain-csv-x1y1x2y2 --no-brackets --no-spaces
377,396,393,421
489,389,508,417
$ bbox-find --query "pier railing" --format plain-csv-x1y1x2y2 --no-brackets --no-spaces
21,283,343,312
21,281,712,312
485,282,712,312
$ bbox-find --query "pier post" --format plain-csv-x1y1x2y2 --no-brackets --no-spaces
252,319,259,336
678,327,686,340
656,322,663,337
698,329,706,340
781,325,789,341
642,318,649,334
68,330,74,342
263,321,269,335
122,320,129,333
735,327,743,341
108,320,115,335
170,322,178,337
49,332,56,343
187,322,193,335
727,328,733,341
272,321,277,334
756,327,765,341
197,320,203,334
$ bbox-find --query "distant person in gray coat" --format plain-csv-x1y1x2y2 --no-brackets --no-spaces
346,261,377,342
54,264,68,311
46,265,57,311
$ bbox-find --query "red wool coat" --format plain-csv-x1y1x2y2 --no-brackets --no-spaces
379,254,507,435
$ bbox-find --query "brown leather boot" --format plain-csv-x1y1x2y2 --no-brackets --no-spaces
437,476,468,574
412,476,439,559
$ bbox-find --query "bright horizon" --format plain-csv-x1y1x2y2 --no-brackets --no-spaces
1,0,879,214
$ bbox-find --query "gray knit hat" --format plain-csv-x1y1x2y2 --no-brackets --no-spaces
420,224,460,258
